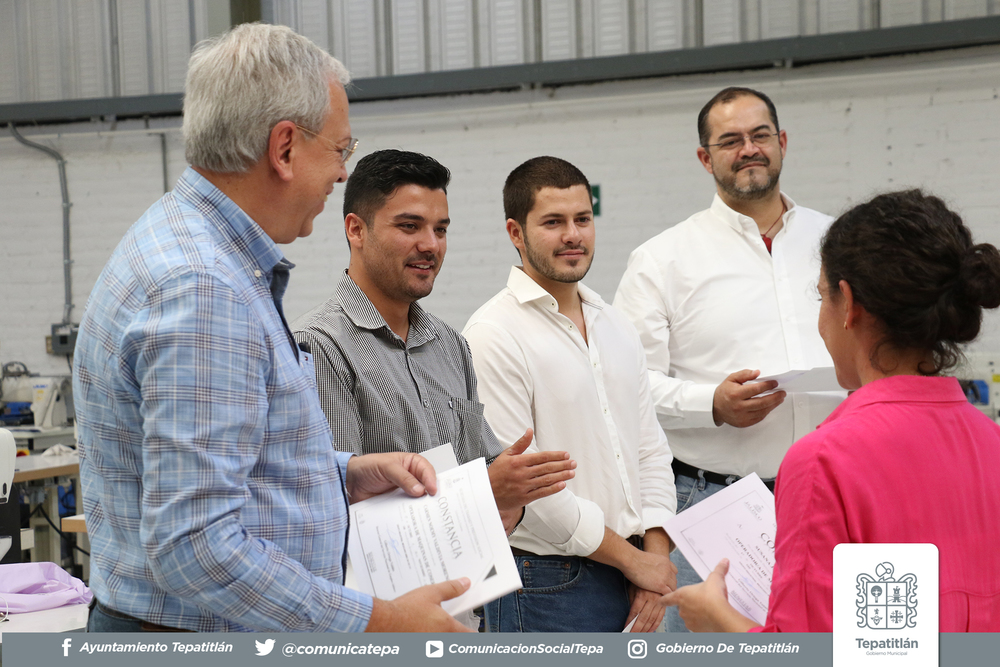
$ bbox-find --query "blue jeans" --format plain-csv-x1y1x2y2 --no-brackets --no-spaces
486,555,630,632
88,602,145,632
663,472,729,633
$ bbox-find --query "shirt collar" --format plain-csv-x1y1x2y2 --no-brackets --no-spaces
173,167,286,278
819,375,967,427
335,272,437,346
709,191,798,236
505,266,605,312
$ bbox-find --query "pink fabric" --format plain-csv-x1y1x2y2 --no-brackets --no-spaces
0,562,93,613
761,375,1000,632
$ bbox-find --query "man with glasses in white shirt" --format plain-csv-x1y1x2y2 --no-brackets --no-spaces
613,86,843,632
464,156,677,633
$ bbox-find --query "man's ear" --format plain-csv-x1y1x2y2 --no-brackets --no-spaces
345,213,366,249
268,121,296,182
506,218,526,257
696,146,714,176
778,129,788,160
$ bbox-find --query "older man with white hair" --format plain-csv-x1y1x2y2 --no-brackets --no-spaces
74,23,469,633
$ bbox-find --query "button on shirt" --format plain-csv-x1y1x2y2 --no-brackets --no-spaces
464,267,676,558
73,167,370,632
292,272,502,465
614,193,844,478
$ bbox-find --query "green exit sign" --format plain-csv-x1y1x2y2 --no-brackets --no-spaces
591,184,601,216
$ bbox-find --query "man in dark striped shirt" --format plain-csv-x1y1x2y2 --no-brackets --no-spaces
294,150,575,534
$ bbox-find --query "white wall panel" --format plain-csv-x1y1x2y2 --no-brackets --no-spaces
428,0,475,71
330,0,382,78
391,0,427,74
703,0,741,45
591,0,631,56
945,0,988,19
541,0,577,61
643,0,686,51
881,0,924,26
23,0,64,102
761,0,800,38
117,1,152,95
148,0,193,93
480,0,528,66
64,1,113,100
819,0,863,32
2,0,999,106
0,3,21,104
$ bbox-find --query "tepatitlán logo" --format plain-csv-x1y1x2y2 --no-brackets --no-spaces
833,544,939,667
857,561,918,630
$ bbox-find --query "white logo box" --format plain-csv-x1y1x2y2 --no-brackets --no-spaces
833,543,939,667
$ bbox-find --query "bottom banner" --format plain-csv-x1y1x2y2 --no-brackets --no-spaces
3,633,1000,666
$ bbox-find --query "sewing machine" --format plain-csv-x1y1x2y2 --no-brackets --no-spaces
0,373,74,430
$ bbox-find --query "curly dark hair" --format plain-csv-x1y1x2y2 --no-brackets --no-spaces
821,189,1000,374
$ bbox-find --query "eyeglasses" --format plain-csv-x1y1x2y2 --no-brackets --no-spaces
295,125,359,164
703,131,779,152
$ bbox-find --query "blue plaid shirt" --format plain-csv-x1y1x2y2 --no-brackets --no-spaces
74,167,372,632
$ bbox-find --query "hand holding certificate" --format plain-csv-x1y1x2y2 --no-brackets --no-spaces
663,474,776,625
348,457,522,616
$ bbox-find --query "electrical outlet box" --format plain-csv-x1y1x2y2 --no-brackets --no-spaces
50,323,79,356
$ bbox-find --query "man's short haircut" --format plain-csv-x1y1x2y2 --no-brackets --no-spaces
343,149,451,225
183,23,350,174
697,87,780,147
503,156,592,227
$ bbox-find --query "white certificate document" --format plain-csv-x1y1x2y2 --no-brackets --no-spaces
664,474,776,625
347,458,521,615
756,366,841,393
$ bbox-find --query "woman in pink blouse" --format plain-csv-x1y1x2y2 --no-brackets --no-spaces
665,189,1000,632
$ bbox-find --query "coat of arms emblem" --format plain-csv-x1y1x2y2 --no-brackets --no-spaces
856,561,917,629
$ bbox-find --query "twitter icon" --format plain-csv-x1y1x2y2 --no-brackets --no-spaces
255,639,276,656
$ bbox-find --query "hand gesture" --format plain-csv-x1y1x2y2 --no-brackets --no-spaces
488,428,576,512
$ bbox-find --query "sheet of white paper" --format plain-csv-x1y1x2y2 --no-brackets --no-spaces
756,366,841,394
664,474,776,626
348,458,521,616
344,444,459,604
621,616,637,633
419,443,459,473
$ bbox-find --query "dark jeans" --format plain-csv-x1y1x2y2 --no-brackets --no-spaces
485,555,630,632
87,602,145,632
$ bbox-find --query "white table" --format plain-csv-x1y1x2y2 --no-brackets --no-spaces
13,454,80,565
0,602,89,641
6,427,76,453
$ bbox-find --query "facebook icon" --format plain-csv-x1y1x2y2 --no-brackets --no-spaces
63,638,73,656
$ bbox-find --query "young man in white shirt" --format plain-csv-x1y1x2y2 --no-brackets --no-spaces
613,87,843,632
464,156,677,633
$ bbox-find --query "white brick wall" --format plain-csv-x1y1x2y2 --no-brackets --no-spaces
2,45,999,377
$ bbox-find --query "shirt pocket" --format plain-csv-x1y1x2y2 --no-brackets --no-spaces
447,396,489,464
